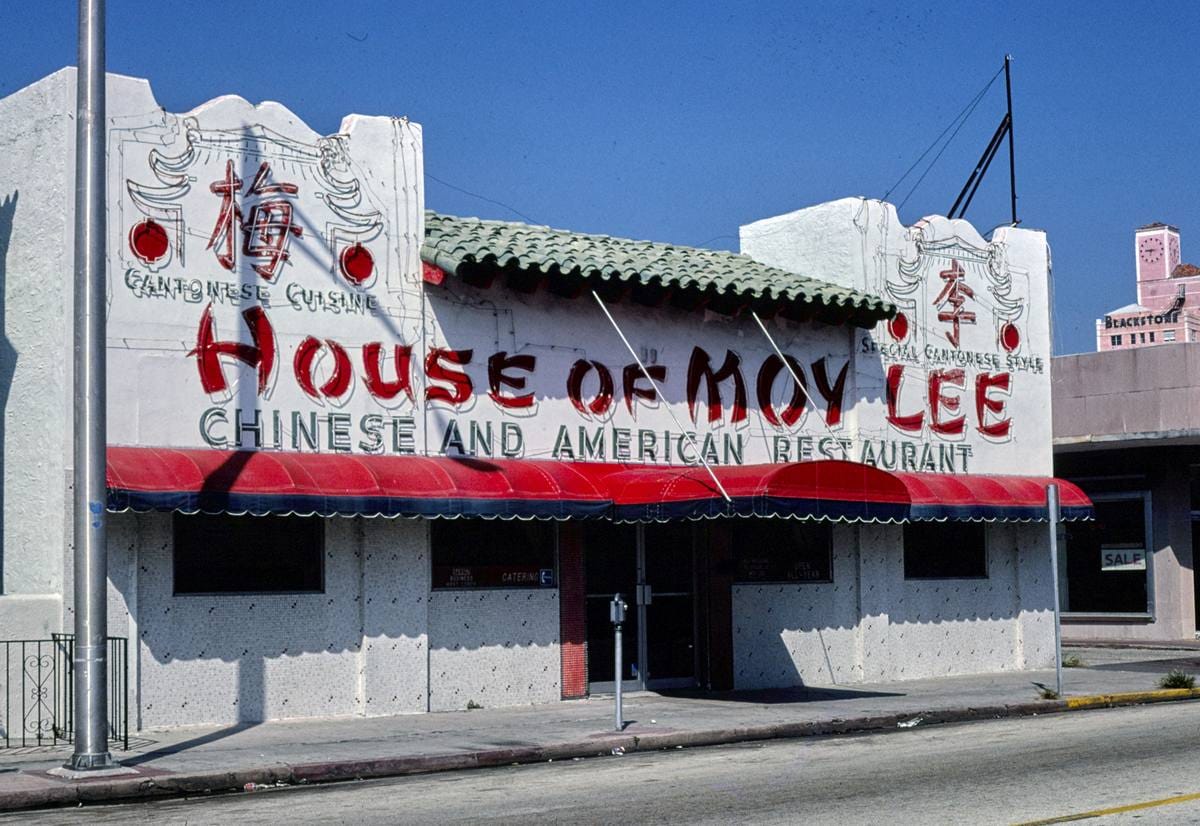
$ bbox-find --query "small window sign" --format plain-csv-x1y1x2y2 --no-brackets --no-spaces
1101,544,1147,572
430,521,557,589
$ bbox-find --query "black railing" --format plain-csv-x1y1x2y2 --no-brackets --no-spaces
2,635,128,750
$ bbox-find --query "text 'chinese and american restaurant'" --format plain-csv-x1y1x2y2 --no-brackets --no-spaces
0,70,1089,731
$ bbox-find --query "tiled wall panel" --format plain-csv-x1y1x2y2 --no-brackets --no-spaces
131,514,430,728
428,589,560,712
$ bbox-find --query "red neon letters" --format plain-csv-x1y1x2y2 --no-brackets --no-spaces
756,354,807,428
425,348,474,406
687,348,748,425
887,363,1011,439
189,303,276,395
191,307,992,437
362,343,414,401
488,352,537,409
294,337,352,400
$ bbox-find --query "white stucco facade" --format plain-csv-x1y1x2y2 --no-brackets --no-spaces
96,512,561,727
0,69,1064,734
732,522,1055,691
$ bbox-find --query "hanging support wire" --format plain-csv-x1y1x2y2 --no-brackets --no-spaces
885,64,1005,210
750,311,850,459
591,290,731,503
948,55,1019,225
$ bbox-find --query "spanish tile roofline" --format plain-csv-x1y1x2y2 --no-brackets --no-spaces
420,212,895,328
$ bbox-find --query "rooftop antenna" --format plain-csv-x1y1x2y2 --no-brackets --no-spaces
948,55,1018,225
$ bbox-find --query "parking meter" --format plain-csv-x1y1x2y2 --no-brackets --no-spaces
610,593,627,625
611,593,627,731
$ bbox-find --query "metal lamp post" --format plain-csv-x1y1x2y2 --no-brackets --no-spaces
1047,483,1064,700
67,0,114,771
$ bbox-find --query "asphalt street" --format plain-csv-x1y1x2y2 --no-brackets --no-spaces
6,700,1200,825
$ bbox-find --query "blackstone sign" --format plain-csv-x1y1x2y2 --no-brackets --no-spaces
1103,311,1181,328
103,80,1052,479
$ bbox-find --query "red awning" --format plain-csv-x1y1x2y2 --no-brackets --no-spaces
107,447,611,519
590,460,1091,523
889,470,1091,522
106,448,1092,523
592,460,913,522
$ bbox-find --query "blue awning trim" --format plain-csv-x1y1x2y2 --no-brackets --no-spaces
107,489,615,521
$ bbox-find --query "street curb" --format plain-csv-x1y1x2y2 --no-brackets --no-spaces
1063,642,1200,652
1063,687,1200,708
4,689,1200,813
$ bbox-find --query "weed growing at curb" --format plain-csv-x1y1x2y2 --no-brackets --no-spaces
1032,681,1058,700
1061,654,1083,668
1158,670,1196,689
466,699,483,710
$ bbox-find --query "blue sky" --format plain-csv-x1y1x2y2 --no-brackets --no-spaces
1,1,1195,354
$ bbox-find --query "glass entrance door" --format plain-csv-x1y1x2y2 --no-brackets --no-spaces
643,524,698,690
585,523,698,693
585,523,642,693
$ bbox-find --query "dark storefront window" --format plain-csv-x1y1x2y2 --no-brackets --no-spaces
174,514,324,594
1064,495,1150,614
903,522,987,579
732,520,833,583
431,520,557,589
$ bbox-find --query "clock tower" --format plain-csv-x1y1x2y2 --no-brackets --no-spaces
1135,222,1180,304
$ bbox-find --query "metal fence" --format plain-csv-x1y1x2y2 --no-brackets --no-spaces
1,635,128,750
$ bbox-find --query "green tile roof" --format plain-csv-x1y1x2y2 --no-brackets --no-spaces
421,211,895,326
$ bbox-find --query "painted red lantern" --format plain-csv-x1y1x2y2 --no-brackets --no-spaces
129,219,169,264
339,243,374,285
1000,321,1020,352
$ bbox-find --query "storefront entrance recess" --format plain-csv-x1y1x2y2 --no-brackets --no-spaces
584,523,698,693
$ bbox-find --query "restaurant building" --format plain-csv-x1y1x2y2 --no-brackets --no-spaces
0,70,1088,732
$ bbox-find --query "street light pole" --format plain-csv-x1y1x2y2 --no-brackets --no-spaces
67,0,114,771
1047,483,1064,700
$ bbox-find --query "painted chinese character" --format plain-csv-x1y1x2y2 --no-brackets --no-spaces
241,162,303,280
932,259,975,348
205,160,303,280
206,160,243,272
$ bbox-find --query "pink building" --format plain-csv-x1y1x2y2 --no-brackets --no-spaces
1097,223,1200,350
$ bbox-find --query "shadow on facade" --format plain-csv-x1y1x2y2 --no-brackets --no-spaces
111,513,429,727
0,191,18,592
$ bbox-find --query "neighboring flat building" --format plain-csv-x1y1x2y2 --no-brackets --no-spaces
1054,222,1200,642
1054,345,1200,641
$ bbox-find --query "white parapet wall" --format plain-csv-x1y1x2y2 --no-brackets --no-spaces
0,69,78,638
742,197,1054,479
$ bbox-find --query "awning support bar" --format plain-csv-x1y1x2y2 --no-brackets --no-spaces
750,310,850,459
591,291,731,503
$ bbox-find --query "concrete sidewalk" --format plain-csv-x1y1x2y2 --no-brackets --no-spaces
3,645,1199,813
